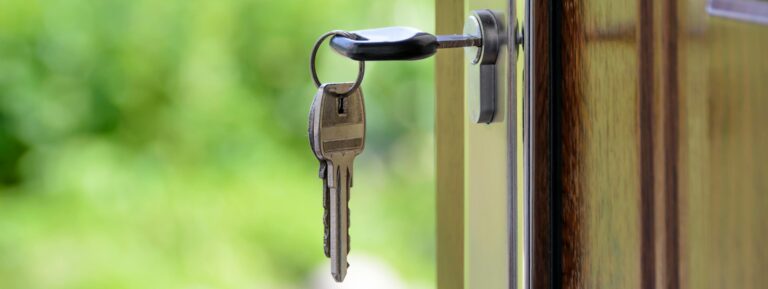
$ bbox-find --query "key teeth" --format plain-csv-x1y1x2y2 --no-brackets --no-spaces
324,239,330,257
318,161,326,179
322,171,331,258
347,208,351,254
324,208,330,257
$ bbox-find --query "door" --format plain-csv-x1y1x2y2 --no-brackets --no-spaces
527,0,768,288
437,0,767,288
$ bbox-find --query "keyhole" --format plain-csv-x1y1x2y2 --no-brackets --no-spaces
337,96,347,115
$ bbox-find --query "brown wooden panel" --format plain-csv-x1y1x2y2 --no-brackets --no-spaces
530,0,552,288
566,0,645,287
532,0,645,287
534,0,768,288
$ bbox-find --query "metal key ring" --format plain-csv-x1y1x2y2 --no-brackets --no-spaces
310,30,365,96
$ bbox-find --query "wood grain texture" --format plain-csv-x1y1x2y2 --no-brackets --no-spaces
679,1,768,288
531,0,552,288
436,0,464,288
535,0,657,287
554,0,645,287
660,1,680,288
639,0,656,287
574,0,645,288
557,0,586,288
533,0,768,288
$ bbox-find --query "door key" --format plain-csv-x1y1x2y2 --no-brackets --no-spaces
306,10,512,282
310,83,365,282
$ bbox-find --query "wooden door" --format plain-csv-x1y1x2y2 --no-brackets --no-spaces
528,0,768,288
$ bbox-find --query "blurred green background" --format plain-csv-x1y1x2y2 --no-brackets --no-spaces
0,0,435,288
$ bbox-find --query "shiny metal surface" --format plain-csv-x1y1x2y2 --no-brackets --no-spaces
312,83,366,282
436,34,482,48
463,15,483,63
522,0,532,287
310,31,365,96
465,10,503,124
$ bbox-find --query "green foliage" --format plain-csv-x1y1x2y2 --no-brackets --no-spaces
0,0,435,288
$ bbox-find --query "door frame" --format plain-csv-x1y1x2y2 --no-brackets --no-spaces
435,0,521,288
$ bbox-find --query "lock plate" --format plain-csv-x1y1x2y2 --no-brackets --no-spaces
465,9,503,124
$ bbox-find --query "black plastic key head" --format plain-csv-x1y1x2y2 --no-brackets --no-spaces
329,27,438,61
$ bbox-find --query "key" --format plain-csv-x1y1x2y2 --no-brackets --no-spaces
308,88,332,258
313,82,365,282
329,27,481,61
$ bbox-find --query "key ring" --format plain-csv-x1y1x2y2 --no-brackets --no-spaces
310,30,365,96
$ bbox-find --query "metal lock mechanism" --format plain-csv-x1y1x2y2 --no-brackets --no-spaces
327,9,507,123
464,10,503,124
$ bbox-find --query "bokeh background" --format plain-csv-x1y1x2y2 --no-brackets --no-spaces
0,0,436,288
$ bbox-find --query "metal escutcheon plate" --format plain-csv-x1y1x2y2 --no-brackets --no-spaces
465,9,502,124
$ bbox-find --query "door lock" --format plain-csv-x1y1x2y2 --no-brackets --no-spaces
327,9,514,123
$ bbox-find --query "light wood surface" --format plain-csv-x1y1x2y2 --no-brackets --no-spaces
436,0,465,288
680,1,768,288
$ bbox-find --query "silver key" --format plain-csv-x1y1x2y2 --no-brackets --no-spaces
311,82,365,282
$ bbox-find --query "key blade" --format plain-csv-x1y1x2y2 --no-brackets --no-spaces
436,34,482,48
328,160,351,282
